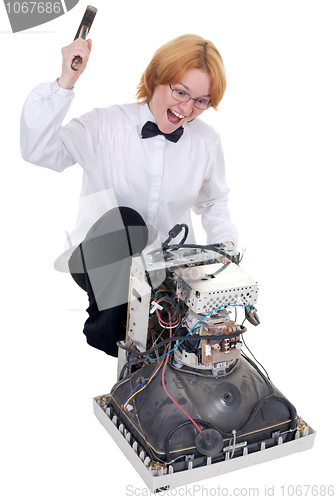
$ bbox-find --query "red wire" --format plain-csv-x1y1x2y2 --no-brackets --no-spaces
156,309,179,327
161,313,203,434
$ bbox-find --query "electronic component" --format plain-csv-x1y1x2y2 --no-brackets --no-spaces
175,262,258,314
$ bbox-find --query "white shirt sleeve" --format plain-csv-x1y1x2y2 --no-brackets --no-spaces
192,135,238,246
20,80,104,173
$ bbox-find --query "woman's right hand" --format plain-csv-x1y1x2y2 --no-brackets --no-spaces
57,38,92,90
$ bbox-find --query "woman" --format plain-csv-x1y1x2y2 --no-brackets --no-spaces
20,34,238,356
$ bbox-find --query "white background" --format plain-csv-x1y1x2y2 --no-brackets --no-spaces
1,0,335,498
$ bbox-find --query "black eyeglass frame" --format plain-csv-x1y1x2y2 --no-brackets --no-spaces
169,84,213,110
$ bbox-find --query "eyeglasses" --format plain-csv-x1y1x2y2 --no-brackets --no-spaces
169,84,213,110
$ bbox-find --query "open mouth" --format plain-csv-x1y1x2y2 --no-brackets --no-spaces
167,108,185,126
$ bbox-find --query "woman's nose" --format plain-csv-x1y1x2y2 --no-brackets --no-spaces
179,99,196,115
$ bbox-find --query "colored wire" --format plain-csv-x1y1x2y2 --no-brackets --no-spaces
148,304,253,362
121,356,165,410
154,288,175,298
151,298,182,347
156,309,180,329
122,313,203,435
121,381,144,409
238,247,246,264
161,314,203,434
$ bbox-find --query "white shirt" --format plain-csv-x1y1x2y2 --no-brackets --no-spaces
20,80,238,260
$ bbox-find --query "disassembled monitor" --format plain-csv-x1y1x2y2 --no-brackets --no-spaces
93,235,315,492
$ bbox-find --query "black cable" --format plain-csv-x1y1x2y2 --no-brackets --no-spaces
241,332,271,380
148,242,238,264
237,394,297,437
162,224,189,248
116,326,247,358
210,261,231,277
165,419,218,462
241,353,272,390
178,224,189,245
118,357,146,381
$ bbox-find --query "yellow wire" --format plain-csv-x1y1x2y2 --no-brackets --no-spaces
122,356,165,409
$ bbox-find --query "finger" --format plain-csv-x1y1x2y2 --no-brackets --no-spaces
61,44,90,75
61,39,91,60
86,38,92,52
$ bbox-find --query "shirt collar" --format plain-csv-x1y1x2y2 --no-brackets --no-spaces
139,103,157,126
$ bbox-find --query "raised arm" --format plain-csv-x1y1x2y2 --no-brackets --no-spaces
20,38,94,172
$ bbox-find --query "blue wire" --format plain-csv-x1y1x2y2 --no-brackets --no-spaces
121,304,255,405
121,369,162,409
121,382,142,408
147,304,253,362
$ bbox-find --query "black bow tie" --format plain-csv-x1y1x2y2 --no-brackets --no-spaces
141,121,184,143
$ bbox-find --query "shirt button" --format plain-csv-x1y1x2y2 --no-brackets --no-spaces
151,203,156,209
155,177,160,183
157,150,162,156
52,85,57,91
